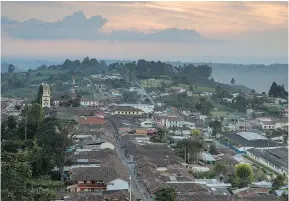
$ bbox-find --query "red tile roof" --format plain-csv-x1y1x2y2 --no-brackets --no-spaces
78,117,106,125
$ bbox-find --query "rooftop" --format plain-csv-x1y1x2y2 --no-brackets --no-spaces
237,132,267,141
78,117,106,125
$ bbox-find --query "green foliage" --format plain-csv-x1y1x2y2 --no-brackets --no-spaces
233,164,255,188
155,186,177,201
164,93,196,109
174,137,204,163
36,84,43,104
231,78,235,85
8,64,15,73
194,170,217,179
272,174,287,190
150,129,167,143
269,82,288,99
192,129,201,136
195,97,214,115
2,109,73,201
213,161,228,175
209,120,222,137
209,143,218,155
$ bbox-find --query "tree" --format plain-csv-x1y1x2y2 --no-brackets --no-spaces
209,120,222,137
213,161,228,176
272,174,286,190
195,97,214,115
174,137,204,163
8,64,15,74
2,150,33,201
209,143,218,155
14,104,22,111
231,78,235,85
36,117,74,170
35,84,43,104
150,129,166,143
233,164,254,188
191,129,201,136
155,186,177,201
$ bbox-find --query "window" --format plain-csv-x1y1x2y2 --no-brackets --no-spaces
84,180,87,184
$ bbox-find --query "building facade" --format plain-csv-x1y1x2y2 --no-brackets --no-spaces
41,83,51,108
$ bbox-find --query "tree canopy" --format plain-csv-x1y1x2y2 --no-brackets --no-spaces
155,186,177,201
233,164,254,188
268,82,288,99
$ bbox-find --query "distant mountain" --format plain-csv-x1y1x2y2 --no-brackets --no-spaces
1,59,62,71
166,62,288,93
1,62,22,73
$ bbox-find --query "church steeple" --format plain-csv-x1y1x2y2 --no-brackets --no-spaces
41,83,51,108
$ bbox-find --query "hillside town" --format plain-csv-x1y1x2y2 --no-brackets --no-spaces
2,66,288,201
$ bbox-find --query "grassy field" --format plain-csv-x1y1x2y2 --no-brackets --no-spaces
140,78,171,88
177,84,215,93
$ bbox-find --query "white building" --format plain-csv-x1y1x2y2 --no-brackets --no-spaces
106,179,129,191
140,120,156,128
41,83,51,108
246,147,288,175
80,99,98,107
118,104,154,114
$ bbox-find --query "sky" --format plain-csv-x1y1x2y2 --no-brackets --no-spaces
1,1,288,64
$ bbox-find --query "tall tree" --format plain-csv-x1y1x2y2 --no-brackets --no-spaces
8,64,15,74
268,82,278,97
36,85,43,104
233,164,254,188
231,78,235,85
209,120,222,137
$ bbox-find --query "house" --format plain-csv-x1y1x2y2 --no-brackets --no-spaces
118,104,154,114
67,167,129,192
111,89,121,96
274,98,287,105
78,116,106,131
246,147,288,175
65,190,136,201
153,114,183,128
52,100,60,106
78,140,115,150
223,98,233,103
80,99,98,107
111,106,145,116
221,132,283,153
260,121,276,130
140,120,156,128
169,127,192,135
260,120,288,130
199,152,216,164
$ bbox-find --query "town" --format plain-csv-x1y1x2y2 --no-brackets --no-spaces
2,58,288,201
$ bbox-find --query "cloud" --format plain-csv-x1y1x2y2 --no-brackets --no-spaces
2,11,108,40
1,11,217,43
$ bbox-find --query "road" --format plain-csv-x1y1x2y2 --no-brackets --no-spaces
134,80,156,106
106,117,152,201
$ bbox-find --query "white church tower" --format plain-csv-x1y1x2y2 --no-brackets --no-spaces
41,83,51,108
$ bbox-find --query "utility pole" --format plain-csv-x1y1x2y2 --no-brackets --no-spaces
129,175,132,201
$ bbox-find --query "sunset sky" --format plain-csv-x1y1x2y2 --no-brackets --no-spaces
1,1,288,64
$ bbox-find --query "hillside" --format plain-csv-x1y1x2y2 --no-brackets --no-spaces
1,62,22,73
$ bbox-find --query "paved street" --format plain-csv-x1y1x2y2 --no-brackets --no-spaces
106,118,152,201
